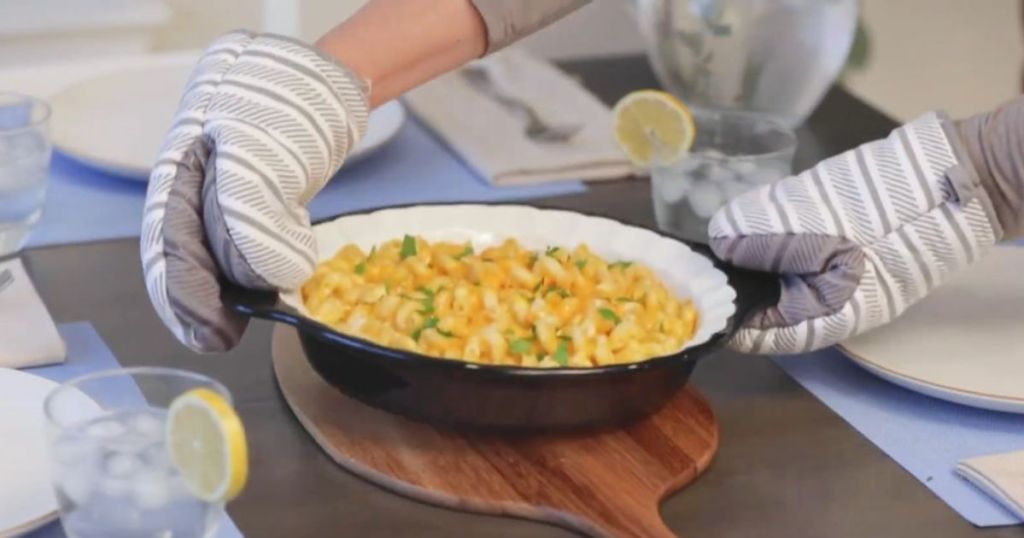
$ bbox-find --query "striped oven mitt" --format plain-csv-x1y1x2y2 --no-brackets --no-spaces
709,99,1024,355
141,31,369,352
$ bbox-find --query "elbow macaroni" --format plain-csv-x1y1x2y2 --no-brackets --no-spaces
301,236,699,367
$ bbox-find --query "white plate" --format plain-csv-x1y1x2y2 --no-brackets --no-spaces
840,246,1024,414
279,204,738,352
0,369,97,537
49,54,406,181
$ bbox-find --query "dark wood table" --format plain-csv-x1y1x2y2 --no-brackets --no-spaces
23,57,1019,537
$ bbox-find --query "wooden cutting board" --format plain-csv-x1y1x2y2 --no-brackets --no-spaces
271,325,719,537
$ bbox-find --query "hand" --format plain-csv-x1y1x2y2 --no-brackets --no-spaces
141,31,369,352
709,108,1007,354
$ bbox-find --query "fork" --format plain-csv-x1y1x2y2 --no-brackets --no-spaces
461,66,582,144
0,268,12,295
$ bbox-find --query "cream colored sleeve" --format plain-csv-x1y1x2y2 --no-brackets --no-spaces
470,0,590,52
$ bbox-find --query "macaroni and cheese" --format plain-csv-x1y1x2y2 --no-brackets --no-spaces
301,236,698,367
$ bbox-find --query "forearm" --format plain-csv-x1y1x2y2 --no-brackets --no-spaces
955,98,1024,239
315,0,487,108
314,0,589,108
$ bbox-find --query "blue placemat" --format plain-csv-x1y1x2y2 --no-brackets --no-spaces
774,349,1024,527
28,115,587,248
26,322,244,538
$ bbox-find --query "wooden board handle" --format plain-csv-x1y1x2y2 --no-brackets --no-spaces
272,325,716,538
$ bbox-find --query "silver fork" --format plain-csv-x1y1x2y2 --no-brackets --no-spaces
461,66,582,144
0,268,12,295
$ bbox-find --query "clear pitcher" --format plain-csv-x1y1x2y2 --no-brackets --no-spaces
634,0,859,127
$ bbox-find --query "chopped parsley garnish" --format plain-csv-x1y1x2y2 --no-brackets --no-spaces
544,246,560,258
615,297,640,304
552,340,570,366
417,287,436,315
355,245,376,275
575,259,587,270
411,316,438,341
545,286,570,298
454,244,474,260
509,339,533,354
412,316,444,341
528,253,538,267
609,261,633,270
400,235,417,259
598,307,621,324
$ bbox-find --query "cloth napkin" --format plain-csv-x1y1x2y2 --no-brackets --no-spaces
0,258,65,368
404,48,635,186
958,450,1024,521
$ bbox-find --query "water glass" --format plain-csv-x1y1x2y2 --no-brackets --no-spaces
651,108,795,242
44,368,229,538
0,93,51,257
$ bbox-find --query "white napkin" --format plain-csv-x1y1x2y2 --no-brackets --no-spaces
957,450,1024,520
404,48,635,186
0,258,65,368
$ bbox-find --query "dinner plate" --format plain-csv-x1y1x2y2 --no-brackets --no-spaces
0,369,97,537
49,54,406,181
839,246,1024,414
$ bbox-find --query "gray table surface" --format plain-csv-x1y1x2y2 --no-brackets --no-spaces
21,56,1022,537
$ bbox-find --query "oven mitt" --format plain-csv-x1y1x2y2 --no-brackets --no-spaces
141,30,369,352
708,104,1021,354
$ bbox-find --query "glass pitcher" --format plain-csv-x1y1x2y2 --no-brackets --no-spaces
635,0,858,127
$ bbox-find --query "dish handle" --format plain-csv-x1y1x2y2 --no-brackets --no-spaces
221,281,303,326
689,242,781,329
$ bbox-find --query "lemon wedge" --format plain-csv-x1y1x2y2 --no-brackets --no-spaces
611,89,696,166
167,387,249,502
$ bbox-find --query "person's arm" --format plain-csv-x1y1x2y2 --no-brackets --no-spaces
709,97,1024,355
315,0,589,107
142,0,589,352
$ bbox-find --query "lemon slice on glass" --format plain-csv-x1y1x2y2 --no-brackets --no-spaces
167,387,249,502
612,89,696,166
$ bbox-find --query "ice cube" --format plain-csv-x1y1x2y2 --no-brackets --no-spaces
140,442,172,470
85,418,126,439
104,452,142,477
133,471,171,509
674,157,703,173
704,164,737,185
129,412,164,438
688,182,724,218
99,476,132,497
730,160,758,176
653,174,691,204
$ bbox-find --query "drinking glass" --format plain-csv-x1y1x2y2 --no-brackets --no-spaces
44,368,229,538
651,107,795,242
0,92,51,256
